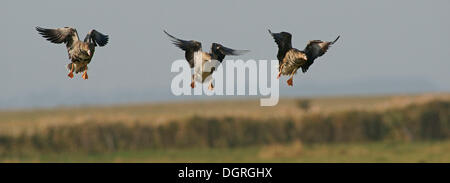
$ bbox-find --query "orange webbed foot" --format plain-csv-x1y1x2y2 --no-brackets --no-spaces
82,72,88,80
208,83,214,91
68,72,74,79
287,78,293,86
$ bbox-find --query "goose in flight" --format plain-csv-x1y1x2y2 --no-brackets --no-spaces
164,30,249,90
36,26,109,80
268,29,339,86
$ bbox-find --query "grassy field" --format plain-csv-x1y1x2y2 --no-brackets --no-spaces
2,141,450,163
0,93,449,162
1,93,448,136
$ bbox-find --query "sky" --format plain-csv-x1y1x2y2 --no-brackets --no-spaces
1,0,449,109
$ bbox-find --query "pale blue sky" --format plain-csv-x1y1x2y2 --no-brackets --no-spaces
1,0,449,108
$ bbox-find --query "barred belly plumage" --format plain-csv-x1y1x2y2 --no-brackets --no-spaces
67,59,90,73
280,49,307,76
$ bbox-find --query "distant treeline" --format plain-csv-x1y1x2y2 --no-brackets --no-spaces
0,101,448,155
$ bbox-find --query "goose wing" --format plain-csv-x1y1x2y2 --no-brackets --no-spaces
164,30,202,67
36,26,79,48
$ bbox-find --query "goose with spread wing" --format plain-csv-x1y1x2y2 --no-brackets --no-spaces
36,26,109,80
268,29,339,86
164,30,249,90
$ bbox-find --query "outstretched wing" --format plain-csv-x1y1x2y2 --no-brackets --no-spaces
302,36,340,73
304,36,340,62
164,30,202,67
210,43,249,62
218,46,249,56
301,59,314,73
268,29,293,64
36,26,79,47
84,29,109,47
163,30,201,51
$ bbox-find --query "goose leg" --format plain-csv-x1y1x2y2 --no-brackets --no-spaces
68,63,74,79
277,63,285,79
287,76,293,86
190,74,195,88
287,70,296,86
208,81,214,91
82,71,88,80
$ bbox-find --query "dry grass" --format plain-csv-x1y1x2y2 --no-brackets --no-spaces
3,141,450,163
0,93,448,136
259,141,304,159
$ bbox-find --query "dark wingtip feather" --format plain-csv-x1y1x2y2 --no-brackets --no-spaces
233,49,250,55
268,29,275,37
35,26,58,43
35,26,46,31
98,34,109,47
104,35,109,45
163,30,171,38
163,30,178,41
35,26,49,35
91,29,109,47
163,30,186,48
331,35,340,44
